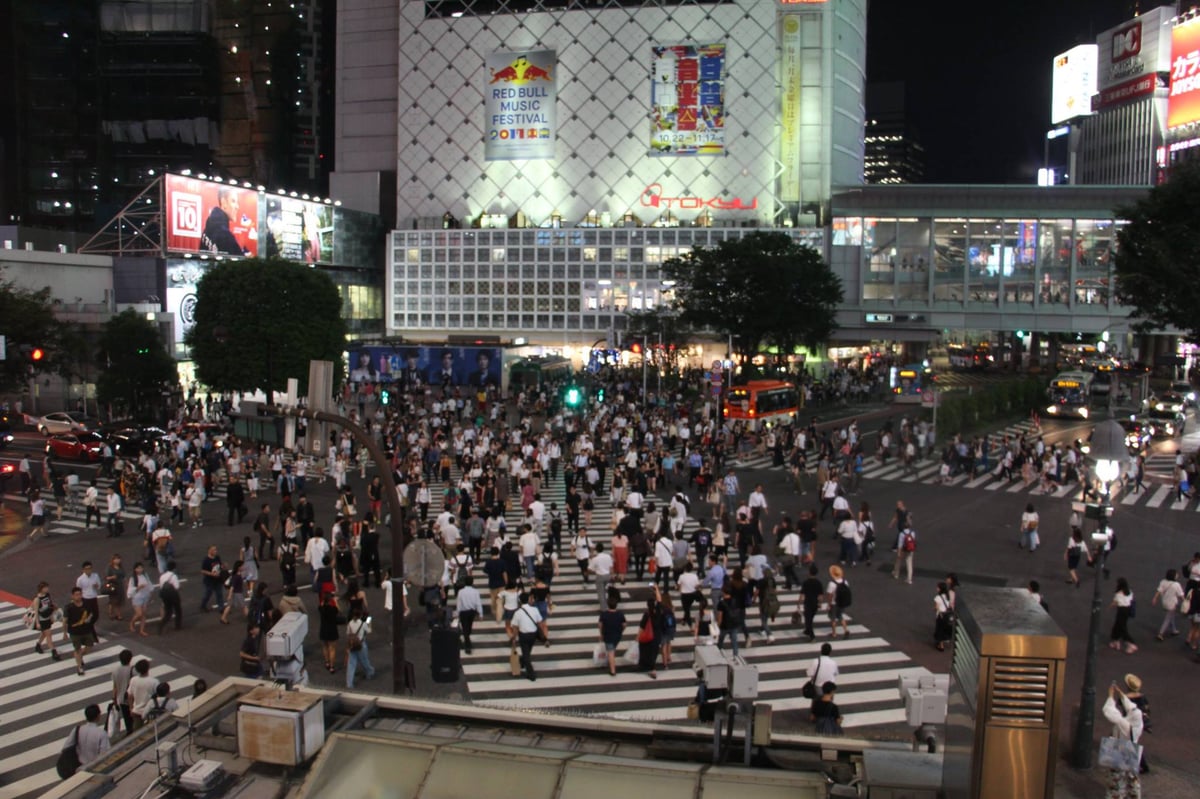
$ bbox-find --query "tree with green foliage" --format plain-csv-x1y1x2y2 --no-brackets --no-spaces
661,231,844,362
185,258,346,397
623,306,693,375
0,277,76,393
1115,159,1200,341
96,309,178,421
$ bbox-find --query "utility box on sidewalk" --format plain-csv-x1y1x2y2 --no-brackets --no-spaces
942,587,1067,799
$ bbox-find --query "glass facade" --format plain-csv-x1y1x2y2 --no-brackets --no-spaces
389,227,823,335
837,215,1121,313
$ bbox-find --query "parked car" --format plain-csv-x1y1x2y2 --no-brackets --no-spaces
1169,381,1197,407
44,432,105,461
36,411,97,436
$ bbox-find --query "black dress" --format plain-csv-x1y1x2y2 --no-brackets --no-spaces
636,609,661,672
318,601,340,643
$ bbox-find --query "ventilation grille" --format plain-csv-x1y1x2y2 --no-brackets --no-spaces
988,659,1051,724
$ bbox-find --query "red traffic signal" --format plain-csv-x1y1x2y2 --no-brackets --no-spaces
30,347,45,362
629,339,643,355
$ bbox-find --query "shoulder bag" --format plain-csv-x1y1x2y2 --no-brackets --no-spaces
56,725,82,778
802,656,821,700
1097,730,1142,773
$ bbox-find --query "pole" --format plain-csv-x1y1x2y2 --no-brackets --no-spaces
267,404,412,694
642,348,648,401
1070,483,1110,769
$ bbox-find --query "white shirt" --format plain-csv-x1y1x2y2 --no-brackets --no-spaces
677,571,701,594
513,604,544,634
519,531,540,558
590,551,613,577
808,655,839,687
837,518,858,540
781,532,801,557
747,490,767,510
76,572,102,600
305,536,331,570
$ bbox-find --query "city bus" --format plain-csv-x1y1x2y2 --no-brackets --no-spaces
508,355,574,392
1046,371,1094,419
725,380,800,429
892,363,932,404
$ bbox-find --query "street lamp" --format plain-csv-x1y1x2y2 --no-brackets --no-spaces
1071,418,1126,769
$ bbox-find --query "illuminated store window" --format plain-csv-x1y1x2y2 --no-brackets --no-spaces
896,218,929,304
1039,219,1072,306
933,219,966,305
1074,219,1113,306
966,219,1001,305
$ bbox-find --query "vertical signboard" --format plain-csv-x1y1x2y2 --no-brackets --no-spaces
484,50,557,161
779,16,803,201
165,174,259,256
1050,45,1098,124
1168,18,1200,129
650,43,726,154
164,258,212,348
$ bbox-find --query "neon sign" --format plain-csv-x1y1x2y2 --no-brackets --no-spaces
639,183,757,211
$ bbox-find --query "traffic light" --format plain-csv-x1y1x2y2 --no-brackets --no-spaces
564,386,582,408
629,339,643,356
30,347,45,363
380,388,391,406
136,347,150,355
596,387,605,403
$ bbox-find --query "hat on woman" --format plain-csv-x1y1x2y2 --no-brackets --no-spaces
829,564,844,581
1124,673,1142,692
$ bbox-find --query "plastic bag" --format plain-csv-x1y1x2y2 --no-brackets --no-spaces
592,643,608,667
106,703,122,738
623,641,640,665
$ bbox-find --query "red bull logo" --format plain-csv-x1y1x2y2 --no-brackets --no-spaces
490,55,553,84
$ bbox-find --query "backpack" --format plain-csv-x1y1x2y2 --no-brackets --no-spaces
144,693,166,721
662,609,677,633
280,548,296,569
835,580,853,608
902,532,916,552
534,554,554,582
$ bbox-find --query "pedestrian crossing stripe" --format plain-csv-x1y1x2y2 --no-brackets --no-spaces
0,600,197,799
1,472,228,537
729,420,1200,514
446,464,930,729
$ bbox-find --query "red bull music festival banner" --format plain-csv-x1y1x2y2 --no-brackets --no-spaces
485,49,558,161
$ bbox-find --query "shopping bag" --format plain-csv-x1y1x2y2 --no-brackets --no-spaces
591,643,608,667
1097,735,1142,772
622,641,640,665
509,642,521,677
106,703,122,738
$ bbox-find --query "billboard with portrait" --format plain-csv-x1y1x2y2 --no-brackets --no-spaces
165,174,259,256
261,197,334,264
650,43,726,155
348,345,503,391
484,50,557,161
1168,18,1200,129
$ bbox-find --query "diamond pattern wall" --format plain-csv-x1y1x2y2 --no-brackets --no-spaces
395,0,866,229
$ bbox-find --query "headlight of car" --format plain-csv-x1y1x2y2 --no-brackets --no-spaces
1046,405,1059,414
1155,402,1164,411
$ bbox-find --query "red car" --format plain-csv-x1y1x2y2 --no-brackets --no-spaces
45,432,105,461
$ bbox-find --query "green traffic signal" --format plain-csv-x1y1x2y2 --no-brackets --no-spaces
565,387,582,407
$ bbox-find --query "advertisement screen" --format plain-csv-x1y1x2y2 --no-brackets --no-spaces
349,345,503,391
1169,19,1200,129
484,50,557,161
650,43,726,155
164,258,214,347
165,174,259,256
261,197,334,264
779,18,802,201
1051,45,1098,124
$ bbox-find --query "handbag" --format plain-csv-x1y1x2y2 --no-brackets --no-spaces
1098,733,1142,772
637,617,655,644
802,656,821,699
56,725,82,778
106,702,122,738
509,640,521,677
1182,591,1193,616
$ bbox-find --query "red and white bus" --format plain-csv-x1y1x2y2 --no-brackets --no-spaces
724,380,800,429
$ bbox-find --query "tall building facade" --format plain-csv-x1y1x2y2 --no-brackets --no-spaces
1074,5,1174,185
332,0,870,341
0,0,332,232
864,82,924,185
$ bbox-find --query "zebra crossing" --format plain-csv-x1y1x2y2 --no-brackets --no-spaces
0,600,198,799
456,467,932,728
731,420,1200,514
1,473,228,537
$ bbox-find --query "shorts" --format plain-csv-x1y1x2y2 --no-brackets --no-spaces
30,515,44,527
829,605,845,622
604,641,618,652
502,608,516,622
70,632,98,650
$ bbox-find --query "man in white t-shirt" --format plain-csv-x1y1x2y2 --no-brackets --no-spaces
807,642,839,688
507,594,548,681
518,525,540,579
676,563,702,624
747,484,768,519
589,542,614,607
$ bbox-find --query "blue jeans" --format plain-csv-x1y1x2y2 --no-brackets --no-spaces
718,626,741,657
200,580,225,612
839,537,859,564
346,641,376,688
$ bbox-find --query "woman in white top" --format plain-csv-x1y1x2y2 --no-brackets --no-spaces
1108,577,1137,654
572,530,593,583
127,562,154,636
1151,568,1185,640
1100,683,1144,798
1019,503,1039,552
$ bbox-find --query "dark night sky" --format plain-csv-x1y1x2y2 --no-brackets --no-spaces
866,0,1153,183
